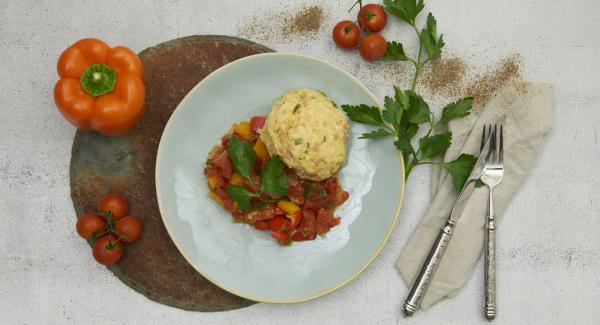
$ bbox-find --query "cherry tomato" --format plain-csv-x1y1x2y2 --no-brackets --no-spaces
250,116,267,132
76,212,106,240
332,20,360,49
92,235,123,265
358,4,387,33
269,216,291,232
115,216,142,242
97,193,129,220
359,34,387,61
271,230,290,242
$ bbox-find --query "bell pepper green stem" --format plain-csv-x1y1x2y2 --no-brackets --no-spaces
80,64,116,97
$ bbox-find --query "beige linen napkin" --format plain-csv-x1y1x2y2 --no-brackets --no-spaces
396,80,554,309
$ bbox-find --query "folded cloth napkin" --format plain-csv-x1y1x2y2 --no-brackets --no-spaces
396,80,554,309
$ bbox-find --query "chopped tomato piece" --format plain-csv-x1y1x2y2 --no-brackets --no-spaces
330,217,341,227
221,133,232,146
254,220,270,230
304,197,328,210
223,198,234,211
212,151,233,179
271,230,290,242
269,216,291,232
233,122,252,138
315,220,329,235
301,209,317,239
291,230,305,241
204,164,219,177
324,178,338,195
317,209,334,224
245,204,277,222
286,211,302,229
337,191,350,205
250,116,267,131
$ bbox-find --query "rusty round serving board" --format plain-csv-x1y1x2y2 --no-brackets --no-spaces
70,35,273,311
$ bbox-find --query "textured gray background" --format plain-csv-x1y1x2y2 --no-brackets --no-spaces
1,0,599,324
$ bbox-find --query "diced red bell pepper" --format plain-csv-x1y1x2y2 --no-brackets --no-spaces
269,216,291,232
286,211,302,229
250,116,267,131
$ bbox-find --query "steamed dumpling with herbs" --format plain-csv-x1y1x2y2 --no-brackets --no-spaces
259,89,349,181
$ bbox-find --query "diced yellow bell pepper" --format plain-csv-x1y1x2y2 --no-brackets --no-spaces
233,122,252,138
207,176,219,189
277,200,300,215
229,173,244,186
209,191,224,206
232,202,239,212
253,139,268,159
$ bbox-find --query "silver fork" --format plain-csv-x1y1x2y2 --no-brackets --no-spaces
480,124,504,320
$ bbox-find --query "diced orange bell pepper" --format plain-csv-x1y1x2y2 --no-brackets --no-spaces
209,191,224,206
207,176,219,189
277,200,300,215
228,173,244,186
253,139,268,159
233,122,252,138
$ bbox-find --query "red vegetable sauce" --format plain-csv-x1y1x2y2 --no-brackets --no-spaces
204,117,349,245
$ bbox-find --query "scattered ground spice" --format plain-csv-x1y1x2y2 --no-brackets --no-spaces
466,55,521,107
382,62,409,89
237,5,326,42
421,57,468,97
283,6,325,37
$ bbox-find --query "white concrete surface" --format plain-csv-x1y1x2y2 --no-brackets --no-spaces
1,0,599,324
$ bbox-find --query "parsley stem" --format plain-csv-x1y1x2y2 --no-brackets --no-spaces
410,23,423,92
416,160,444,166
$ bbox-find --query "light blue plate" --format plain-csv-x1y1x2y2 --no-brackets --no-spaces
156,53,404,303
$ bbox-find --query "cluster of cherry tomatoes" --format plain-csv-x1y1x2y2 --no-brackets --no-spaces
76,193,142,265
332,2,388,61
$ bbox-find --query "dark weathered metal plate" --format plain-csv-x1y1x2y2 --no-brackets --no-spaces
70,35,273,311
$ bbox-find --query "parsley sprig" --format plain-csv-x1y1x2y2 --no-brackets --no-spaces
342,0,476,191
225,135,288,211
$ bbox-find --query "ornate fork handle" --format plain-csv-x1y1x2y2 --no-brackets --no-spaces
403,219,455,316
484,188,496,320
